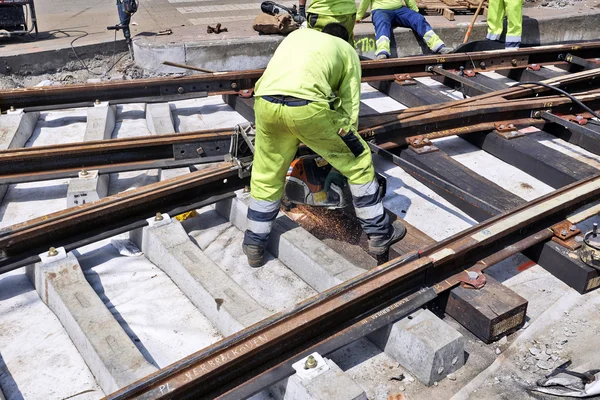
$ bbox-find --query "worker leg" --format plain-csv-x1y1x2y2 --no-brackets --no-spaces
372,9,394,58
286,102,391,237
306,13,357,45
504,0,523,48
394,7,445,52
243,98,300,249
486,0,505,41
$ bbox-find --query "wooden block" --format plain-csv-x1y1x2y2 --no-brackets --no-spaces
445,274,528,343
525,240,600,294
483,7,488,17
443,8,455,20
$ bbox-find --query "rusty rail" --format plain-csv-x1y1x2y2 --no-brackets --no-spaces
104,174,600,400
1,42,600,110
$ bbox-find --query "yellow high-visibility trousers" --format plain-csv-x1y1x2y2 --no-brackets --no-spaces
486,0,523,48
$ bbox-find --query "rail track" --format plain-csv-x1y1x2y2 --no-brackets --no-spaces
1,42,600,400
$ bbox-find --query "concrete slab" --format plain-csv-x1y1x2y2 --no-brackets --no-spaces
108,104,158,195
0,109,39,150
133,11,600,72
67,170,110,207
373,156,476,242
185,208,318,313
368,308,465,386
130,218,272,336
76,240,223,368
171,96,249,132
146,103,175,135
84,102,116,141
271,356,367,400
25,251,157,394
433,136,554,201
0,109,39,202
0,269,104,400
159,167,191,181
216,192,366,292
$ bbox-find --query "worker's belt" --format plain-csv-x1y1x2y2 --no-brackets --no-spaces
261,95,311,107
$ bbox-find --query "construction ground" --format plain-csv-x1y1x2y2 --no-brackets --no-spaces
2,1,600,400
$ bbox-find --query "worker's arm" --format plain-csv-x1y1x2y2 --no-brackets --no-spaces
338,49,362,133
356,0,371,21
403,0,420,13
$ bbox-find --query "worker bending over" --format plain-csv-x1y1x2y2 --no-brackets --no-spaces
298,0,357,44
486,0,523,48
357,0,453,59
243,23,406,268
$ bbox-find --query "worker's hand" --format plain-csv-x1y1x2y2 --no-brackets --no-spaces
324,169,346,191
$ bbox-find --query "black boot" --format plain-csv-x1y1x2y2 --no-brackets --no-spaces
243,244,266,268
368,220,407,256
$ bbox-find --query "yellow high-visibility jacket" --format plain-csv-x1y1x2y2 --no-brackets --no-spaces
255,29,361,133
307,0,357,16
357,0,419,20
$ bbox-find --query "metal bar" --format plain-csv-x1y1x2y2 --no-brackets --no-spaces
0,191,236,275
0,156,224,185
0,163,247,269
2,42,600,110
0,130,233,177
561,53,600,70
430,66,496,95
541,111,600,155
105,171,600,400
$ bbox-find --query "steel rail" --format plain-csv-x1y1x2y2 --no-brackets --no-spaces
1,42,600,110
367,89,600,142
2,92,597,183
105,173,600,400
0,163,247,271
0,129,233,183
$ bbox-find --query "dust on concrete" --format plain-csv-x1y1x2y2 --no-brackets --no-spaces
0,51,179,89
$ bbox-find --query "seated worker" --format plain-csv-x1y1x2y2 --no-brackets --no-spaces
298,0,357,44
243,23,406,268
356,0,453,59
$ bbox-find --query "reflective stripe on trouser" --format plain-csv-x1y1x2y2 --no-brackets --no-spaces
244,97,382,246
372,8,445,54
243,198,281,247
376,36,391,57
350,179,390,236
307,12,356,46
423,30,444,52
486,0,523,47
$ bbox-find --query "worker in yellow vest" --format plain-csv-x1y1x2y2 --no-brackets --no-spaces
357,0,453,59
243,24,406,267
298,0,357,44
486,0,523,48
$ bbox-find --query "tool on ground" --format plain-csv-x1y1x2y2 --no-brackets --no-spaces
108,0,138,60
227,123,385,210
261,1,305,24
207,23,227,34
462,0,486,43
0,0,38,38
534,360,600,397
162,61,214,74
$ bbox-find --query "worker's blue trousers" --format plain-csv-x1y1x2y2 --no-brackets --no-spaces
372,8,444,57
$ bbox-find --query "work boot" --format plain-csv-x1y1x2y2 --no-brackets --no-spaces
243,244,266,268
437,46,454,54
376,53,389,60
368,220,407,256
